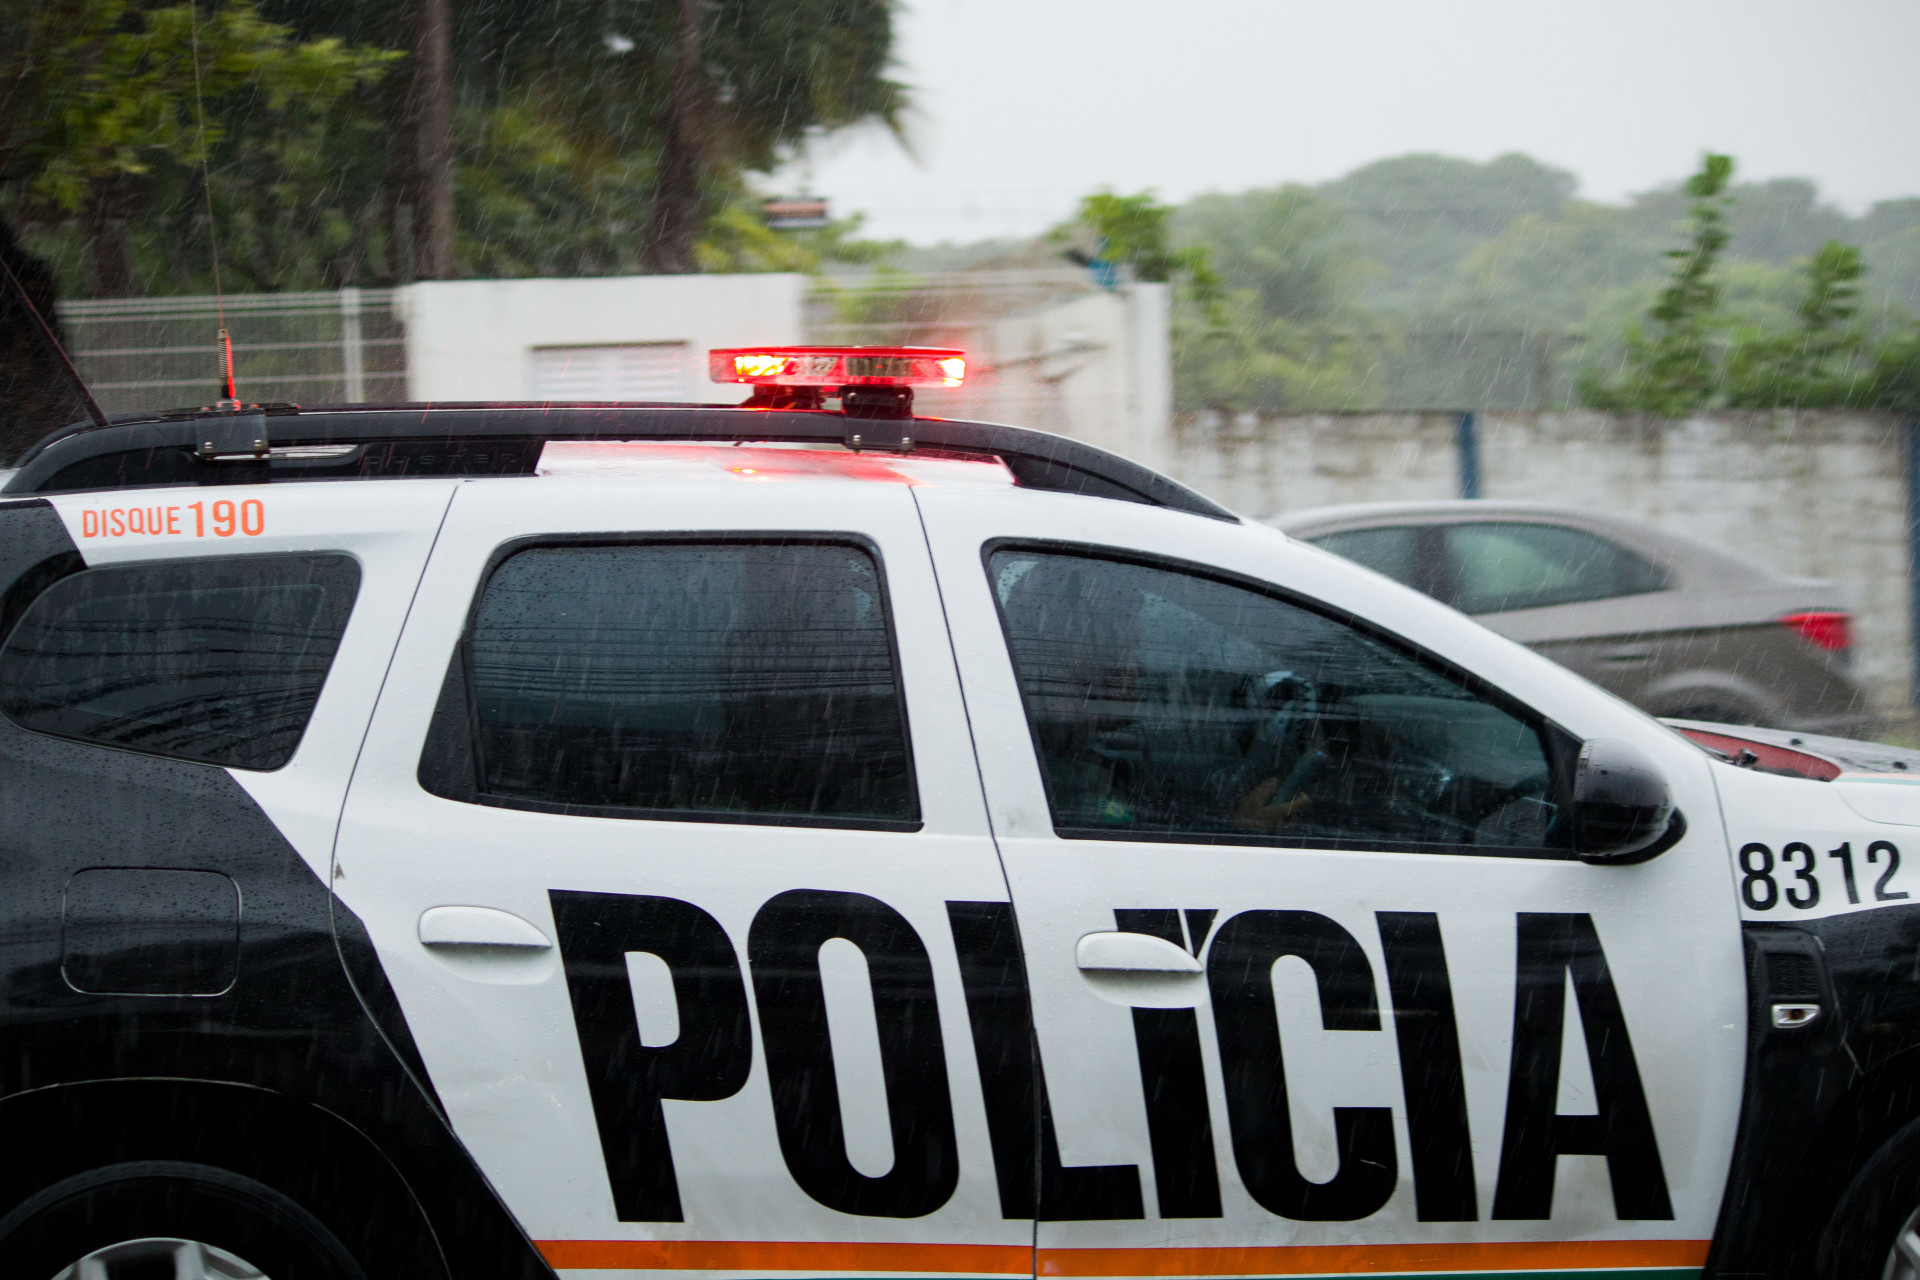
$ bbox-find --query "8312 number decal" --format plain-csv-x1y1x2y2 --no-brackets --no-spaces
1739,840,1909,912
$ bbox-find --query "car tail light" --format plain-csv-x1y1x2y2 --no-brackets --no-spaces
1781,610,1851,652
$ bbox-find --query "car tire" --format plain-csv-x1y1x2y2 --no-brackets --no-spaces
1818,1118,1920,1278
0,1160,370,1280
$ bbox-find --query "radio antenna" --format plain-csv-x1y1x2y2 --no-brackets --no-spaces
186,0,239,408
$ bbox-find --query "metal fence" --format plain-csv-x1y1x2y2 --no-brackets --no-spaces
57,289,408,419
52,278,1604,420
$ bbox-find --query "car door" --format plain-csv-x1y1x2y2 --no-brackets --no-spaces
916,486,1746,1277
332,471,1030,1276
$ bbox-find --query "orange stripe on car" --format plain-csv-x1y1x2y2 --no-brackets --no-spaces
535,1237,1710,1275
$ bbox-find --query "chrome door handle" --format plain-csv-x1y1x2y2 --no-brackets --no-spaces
1772,1002,1821,1029
1075,931,1202,974
418,905,553,950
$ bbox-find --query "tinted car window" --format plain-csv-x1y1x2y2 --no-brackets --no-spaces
1446,522,1668,614
430,540,917,826
0,554,359,769
1310,526,1423,589
990,547,1565,853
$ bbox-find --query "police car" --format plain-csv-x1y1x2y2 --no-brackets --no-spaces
1,345,1917,1280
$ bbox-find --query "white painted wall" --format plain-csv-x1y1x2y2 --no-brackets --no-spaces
397,274,807,403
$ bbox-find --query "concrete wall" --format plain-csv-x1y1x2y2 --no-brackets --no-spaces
398,274,807,403
1168,410,1916,718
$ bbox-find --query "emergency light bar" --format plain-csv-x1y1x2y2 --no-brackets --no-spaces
709,345,965,417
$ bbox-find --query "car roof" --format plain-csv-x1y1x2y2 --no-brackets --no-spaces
1271,498,1655,530
1267,498,1820,593
3,401,1236,522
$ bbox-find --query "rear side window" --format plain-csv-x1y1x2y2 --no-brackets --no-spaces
0,554,359,769
1310,526,1422,588
1445,522,1667,614
421,540,918,827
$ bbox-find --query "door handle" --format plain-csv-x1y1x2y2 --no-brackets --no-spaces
1600,644,1654,665
418,905,553,950
1075,931,1202,974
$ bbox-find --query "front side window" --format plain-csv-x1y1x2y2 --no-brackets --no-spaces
0,554,360,769
1445,522,1668,615
424,540,917,827
990,547,1567,854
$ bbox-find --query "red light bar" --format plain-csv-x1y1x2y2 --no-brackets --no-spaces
710,346,966,389
1781,610,1851,651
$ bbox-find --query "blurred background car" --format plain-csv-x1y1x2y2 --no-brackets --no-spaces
1268,500,1870,736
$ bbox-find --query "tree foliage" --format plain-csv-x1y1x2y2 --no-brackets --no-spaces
267,0,907,277
1126,150,1920,413
3,0,907,295
1579,153,1734,415
1056,191,1219,296
1171,185,1379,410
1724,241,1871,408
0,0,400,293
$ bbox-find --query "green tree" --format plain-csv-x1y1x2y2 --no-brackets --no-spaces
1169,185,1382,410
1055,191,1221,304
1724,240,1871,407
376,0,909,276
1173,293,1385,412
1581,153,1735,416
1869,327,1920,415
0,0,401,295
9,0,908,294
1320,152,1578,312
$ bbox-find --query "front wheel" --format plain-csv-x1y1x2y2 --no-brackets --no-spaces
0,1160,368,1280
1820,1119,1920,1278
56,1238,266,1280
1881,1206,1920,1280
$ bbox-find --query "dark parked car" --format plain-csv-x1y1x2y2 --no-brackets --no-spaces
1268,499,1871,735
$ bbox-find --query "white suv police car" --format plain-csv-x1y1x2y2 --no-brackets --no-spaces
2,347,1918,1280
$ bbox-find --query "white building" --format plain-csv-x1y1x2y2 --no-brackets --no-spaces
397,274,809,405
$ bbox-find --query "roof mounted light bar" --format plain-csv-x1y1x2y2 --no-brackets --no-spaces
710,346,966,417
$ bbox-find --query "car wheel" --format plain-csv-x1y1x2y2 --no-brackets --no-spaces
54,1237,267,1280
1819,1119,1920,1278
0,1160,368,1280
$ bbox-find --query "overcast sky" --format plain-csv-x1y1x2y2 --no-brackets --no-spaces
774,0,1920,244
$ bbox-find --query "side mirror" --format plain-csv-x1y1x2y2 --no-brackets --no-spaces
1573,738,1684,864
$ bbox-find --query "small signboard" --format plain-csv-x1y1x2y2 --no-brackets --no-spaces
761,197,830,230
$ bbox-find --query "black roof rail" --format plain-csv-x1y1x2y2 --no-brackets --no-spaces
1,403,1238,522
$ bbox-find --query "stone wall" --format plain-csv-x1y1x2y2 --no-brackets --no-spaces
1168,410,1917,719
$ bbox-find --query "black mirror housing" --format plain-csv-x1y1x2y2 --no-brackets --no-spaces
1573,738,1682,864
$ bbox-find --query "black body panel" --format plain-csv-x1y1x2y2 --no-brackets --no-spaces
0,500,551,1278
1709,908,1920,1277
